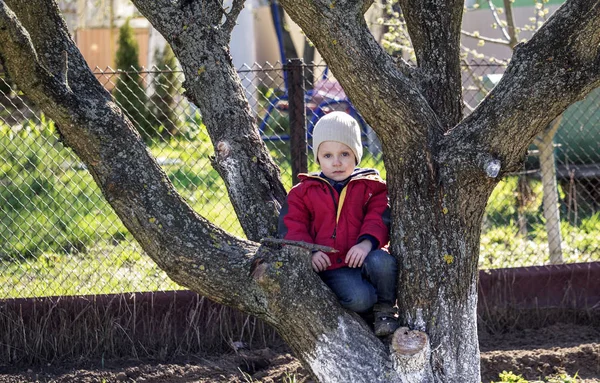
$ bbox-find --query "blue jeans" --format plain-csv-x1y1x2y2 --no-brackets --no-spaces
319,249,397,313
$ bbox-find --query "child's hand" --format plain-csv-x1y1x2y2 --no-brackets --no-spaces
345,240,372,268
311,251,331,272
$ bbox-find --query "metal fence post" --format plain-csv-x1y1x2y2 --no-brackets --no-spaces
286,58,307,185
536,116,564,264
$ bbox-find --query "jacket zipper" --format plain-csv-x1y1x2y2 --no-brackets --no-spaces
304,174,375,241
325,185,338,239
328,183,350,240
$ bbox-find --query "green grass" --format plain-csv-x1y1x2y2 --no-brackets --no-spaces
0,118,126,260
479,216,600,269
480,176,600,269
0,116,253,298
0,116,598,299
1,241,180,297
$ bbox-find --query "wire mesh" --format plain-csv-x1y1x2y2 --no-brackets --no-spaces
0,61,598,299
463,60,600,268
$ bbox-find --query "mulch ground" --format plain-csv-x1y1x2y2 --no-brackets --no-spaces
1,323,598,382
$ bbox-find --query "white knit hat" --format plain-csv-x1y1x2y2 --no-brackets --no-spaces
312,111,363,165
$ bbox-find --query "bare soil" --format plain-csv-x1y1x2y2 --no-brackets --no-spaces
1,323,598,383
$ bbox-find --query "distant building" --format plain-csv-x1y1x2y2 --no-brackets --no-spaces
57,0,260,71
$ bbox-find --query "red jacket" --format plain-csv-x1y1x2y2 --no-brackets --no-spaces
278,168,390,270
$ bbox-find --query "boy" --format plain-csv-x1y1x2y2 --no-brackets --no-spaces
278,111,399,337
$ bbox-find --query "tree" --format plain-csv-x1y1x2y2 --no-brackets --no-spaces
114,18,151,140
0,0,598,381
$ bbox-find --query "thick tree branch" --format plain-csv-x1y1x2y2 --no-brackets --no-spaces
398,0,464,128
132,0,287,242
0,3,56,93
443,0,600,176
279,0,442,150
0,0,273,315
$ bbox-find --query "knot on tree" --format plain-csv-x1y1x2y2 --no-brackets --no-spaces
390,327,431,378
484,158,501,178
250,240,334,295
473,152,502,179
249,244,283,294
216,140,231,159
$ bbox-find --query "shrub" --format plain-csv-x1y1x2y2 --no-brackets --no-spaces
150,44,180,141
114,19,152,140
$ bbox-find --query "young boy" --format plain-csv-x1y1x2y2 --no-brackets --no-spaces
278,111,399,336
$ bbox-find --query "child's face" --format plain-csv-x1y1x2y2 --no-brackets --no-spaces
317,141,356,181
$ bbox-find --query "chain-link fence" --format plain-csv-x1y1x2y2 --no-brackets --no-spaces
464,61,600,268
1,61,598,299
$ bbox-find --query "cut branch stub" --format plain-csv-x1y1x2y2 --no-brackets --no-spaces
260,238,337,253
390,327,431,379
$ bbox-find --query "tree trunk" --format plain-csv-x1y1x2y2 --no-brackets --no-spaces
383,144,492,381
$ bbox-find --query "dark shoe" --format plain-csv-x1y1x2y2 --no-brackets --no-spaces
373,304,399,337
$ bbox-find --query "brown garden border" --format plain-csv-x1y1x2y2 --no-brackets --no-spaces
1,262,598,367
477,261,600,332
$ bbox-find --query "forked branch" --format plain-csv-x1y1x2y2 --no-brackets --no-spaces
444,0,600,174
222,0,245,35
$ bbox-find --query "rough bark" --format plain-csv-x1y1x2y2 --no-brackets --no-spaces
2,0,600,382
398,0,464,128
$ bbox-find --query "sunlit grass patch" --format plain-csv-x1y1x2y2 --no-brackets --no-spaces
1,240,181,298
